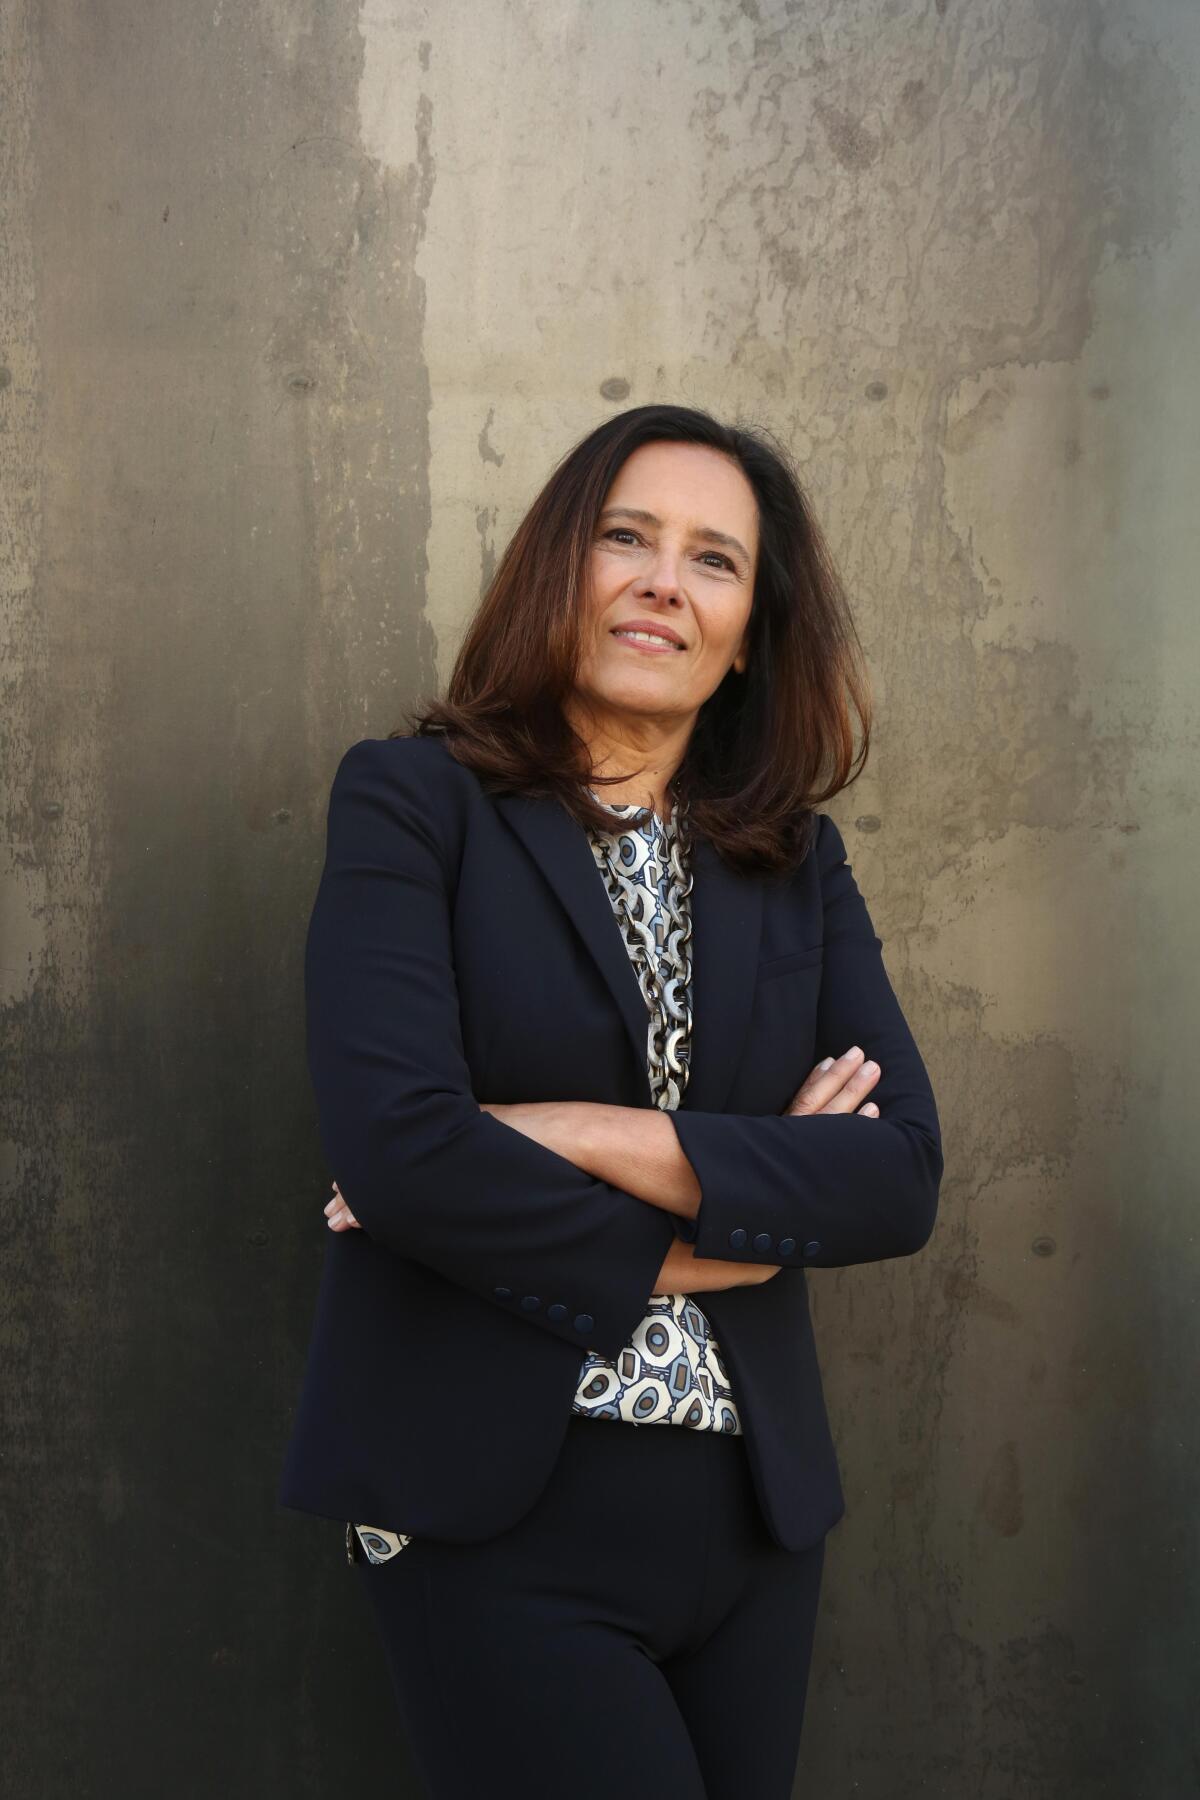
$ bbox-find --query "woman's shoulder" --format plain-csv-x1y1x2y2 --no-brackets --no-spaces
327,732,485,831
333,731,468,790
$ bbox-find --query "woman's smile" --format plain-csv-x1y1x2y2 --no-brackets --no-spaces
610,625,687,654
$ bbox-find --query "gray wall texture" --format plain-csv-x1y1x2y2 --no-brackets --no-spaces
2,1,1197,1795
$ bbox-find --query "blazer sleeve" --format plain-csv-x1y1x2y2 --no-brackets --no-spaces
668,812,944,1269
303,737,677,1361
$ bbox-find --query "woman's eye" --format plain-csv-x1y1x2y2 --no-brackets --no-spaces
602,530,733,572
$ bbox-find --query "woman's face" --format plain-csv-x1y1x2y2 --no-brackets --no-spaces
573,440,759,734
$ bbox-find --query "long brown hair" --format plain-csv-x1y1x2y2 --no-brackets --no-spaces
395,403,871,875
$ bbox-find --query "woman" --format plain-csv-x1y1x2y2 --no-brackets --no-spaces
278,403,943,1798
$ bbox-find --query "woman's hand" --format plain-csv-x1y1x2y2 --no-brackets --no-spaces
325,1181,360,1232
785,1044,881,1118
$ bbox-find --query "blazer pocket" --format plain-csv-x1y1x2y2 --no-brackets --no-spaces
755,944,825,983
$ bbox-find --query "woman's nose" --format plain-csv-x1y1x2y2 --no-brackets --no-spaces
636,547,685,598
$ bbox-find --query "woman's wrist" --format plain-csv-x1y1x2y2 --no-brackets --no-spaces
654,1237,772,1295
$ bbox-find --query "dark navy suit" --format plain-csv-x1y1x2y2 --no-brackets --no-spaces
277,733,943,1553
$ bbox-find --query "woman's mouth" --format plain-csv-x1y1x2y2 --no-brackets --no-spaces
610,628,685,654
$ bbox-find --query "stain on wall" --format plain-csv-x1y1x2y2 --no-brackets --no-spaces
2,0,1197,1794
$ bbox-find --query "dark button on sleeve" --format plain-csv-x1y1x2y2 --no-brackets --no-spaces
778,1237,796,1256
728,1228,747,1249
753,1232,772,1252
802,1240,821,1258
573,1313,595,1335
547,1303,567,1322
493,1286,512,1300
520,1294,541,1311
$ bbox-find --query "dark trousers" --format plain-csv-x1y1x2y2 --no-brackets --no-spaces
354,1414,827,1799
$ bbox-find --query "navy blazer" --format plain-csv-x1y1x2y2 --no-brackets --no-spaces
277,733,943,1553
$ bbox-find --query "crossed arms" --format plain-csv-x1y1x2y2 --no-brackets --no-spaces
304,739,943,1363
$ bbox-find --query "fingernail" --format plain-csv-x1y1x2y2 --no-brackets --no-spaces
863,1060,878,1076
845,1045,863,1060
818,1057,834,1071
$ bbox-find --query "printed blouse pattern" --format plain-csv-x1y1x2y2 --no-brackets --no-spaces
570,792,742,1437
348,788,742,1566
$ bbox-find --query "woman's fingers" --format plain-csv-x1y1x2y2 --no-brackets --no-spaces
324,1179,361,1230
787,1046,882,1117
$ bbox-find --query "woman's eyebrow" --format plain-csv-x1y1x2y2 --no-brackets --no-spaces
597,506,751,568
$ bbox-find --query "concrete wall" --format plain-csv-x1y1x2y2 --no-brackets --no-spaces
3,1,1196,1793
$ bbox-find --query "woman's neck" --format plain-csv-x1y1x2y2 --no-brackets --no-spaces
566,700,691,817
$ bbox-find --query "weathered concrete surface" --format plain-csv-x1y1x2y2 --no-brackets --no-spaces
2,1,1197,1794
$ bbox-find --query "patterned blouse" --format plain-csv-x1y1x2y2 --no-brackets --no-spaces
348,791,743,1566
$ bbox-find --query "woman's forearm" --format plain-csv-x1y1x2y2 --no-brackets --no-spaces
480,1099,700,1218
571,1103,700,1217
652,1234,773,1293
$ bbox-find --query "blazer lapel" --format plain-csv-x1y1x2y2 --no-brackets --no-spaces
493,789,654,1100
492,790,763,1115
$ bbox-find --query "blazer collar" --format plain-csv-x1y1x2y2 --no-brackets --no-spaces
492,788,763,1114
